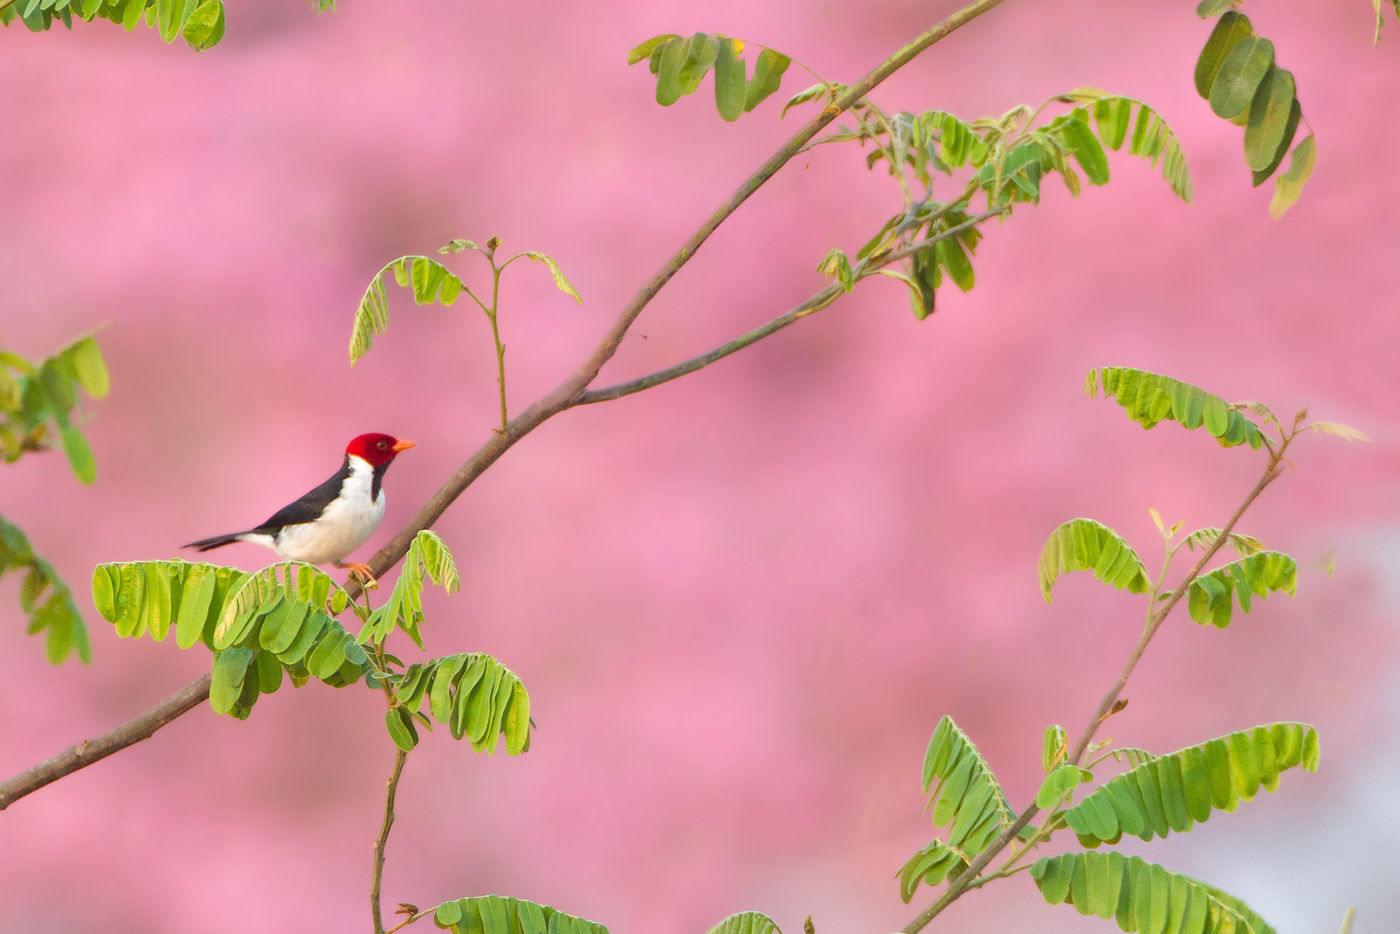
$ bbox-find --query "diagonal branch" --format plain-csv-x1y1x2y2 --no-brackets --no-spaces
0,0,1011,811
901,440,1292,933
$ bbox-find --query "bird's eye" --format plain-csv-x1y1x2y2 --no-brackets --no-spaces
377,440,388,449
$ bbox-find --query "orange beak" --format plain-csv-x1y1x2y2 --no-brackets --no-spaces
391,439,416,453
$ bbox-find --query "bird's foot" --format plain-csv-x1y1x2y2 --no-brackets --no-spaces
340,562,378,590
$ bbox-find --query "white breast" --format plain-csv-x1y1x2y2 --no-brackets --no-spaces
273,457,386,566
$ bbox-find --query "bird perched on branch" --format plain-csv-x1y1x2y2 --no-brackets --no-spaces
185,432,415,587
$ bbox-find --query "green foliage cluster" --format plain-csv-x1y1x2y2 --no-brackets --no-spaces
5,7,1377,933
1038,518,1150,603
0,334,108,664
0,517,90,664
628,33,792,122
889,367,1358,934
1,0,227,50
1032,852,1276,934
817,89,1192,320
1086,367,1265,450
89,533,533,756
1,334,108,480
1193,5,1315,217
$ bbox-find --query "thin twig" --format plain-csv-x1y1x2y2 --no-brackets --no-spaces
901,437,1292,933
0,0,1011,810
577,207,1006,405
371,749,410,934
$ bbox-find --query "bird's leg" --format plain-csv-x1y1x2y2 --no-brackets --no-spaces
338,561,379,590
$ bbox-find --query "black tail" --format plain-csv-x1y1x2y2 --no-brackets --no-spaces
184,534,243,552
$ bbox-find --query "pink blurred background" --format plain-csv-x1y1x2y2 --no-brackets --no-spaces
2,2,1397,932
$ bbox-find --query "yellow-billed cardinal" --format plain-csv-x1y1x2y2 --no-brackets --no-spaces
185,433,415,585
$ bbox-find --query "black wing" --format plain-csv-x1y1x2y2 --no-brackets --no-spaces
250,456,352,533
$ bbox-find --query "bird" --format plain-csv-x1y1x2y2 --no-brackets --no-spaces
184,432,415,587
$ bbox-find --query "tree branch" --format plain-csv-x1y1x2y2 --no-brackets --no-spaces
576,208,1006,405
0,673,212,809
0,0,1012,810
901,441,1292,933
371,749,409,934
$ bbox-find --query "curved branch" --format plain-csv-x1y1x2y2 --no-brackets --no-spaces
0,0,1012,810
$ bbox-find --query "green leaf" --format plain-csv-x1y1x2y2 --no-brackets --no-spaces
412,652,531,755
1036,764,1092,808
1248,98,1300,188
1043,724,1068,771
361,530,458,648
519,251,583,304
1194,11,1255,98
63,336,109,398
1032,852,1276,934
779,81,831,119
705,912,781,934
350,256,469,364
385,705,419,751
4,516,90,664
1038,518,1149,603
1180,527,1264,557
58,424,96,484
1085,367,1266,449
934,233,974,292
626,34,676,65
1268,132,1315,219
1092,97,1132,151
1195,0,1236,16
897,838,969,903
1056,116,1110,186
816,249,855,292
92,558,364,712
744,47,791,113
215,561,348,647
1186,551,1296,628
1208,36,1274,121
1243,67,1297,172
209,647,255,715
431,895,608,934
180,0,223,50
629,33,792,120
1066,723,1317,846
908,248,938,320
920,716,1015,859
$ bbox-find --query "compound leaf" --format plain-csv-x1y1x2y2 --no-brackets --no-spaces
1187,551,1296,628
1032,852,1276,934
1066,723,1317,846
1038,518,1149,603
920,716,1014,860
1086,367,1266,450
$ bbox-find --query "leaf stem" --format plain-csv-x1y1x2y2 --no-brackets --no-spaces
487,260,509,434
371,748,410,934
902,434,1293,933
